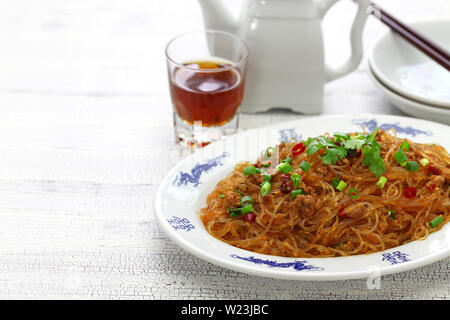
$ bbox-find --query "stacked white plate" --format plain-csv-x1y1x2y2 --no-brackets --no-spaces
368,20,450,125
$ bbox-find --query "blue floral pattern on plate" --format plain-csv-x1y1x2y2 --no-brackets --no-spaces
381,251,411,265
352,118,433,137
172,152,229,187
230,254,324,271
279,128,302,142
166,216,195,232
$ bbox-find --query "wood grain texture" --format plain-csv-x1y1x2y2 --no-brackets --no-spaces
0,0,448,299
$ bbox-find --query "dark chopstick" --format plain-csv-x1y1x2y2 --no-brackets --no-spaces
368,2,450,72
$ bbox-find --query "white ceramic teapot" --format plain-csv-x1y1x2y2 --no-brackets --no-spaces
198,0,369,114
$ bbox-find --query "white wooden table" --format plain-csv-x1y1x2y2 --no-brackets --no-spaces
0,0,449,299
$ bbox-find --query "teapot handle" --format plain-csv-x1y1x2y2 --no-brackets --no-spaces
316,0,369,82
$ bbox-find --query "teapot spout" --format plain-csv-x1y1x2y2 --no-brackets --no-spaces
197,0,236,34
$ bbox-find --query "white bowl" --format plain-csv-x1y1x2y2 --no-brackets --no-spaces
369,20,450,108
368,65,450,125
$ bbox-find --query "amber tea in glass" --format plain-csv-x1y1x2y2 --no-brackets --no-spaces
166,31,248,149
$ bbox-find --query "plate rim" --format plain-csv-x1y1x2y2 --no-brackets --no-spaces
154,114,450,281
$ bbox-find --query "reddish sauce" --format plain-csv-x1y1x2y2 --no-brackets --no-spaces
169,61,244,127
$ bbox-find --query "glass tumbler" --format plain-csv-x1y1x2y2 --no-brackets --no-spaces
165,30,248,149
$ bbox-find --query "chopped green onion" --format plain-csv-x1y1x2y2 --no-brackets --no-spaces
388,210,396,220
419,158,429,167
347,188,359,199
261,181,271,196
332,177,341,188
405,161,419,172
282,157,292,164
233,189,243,196
429,216,443,228
266,147,275,158
241,204,254,214
277,162,293,174
393,150,408,164
400,141,410,151
263,174,271,182
243,166,261,175
376,176,387,188
228,207,242,218
291,189,305,199
299,161,311,172
220,193,225,198
400,161,407,167
336,180,347,191
240,195,253,207
332,242,345,248
290,173,301,188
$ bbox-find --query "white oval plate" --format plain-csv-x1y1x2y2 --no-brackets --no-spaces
370,20,450,108
155,115,450,280
368,63,450,125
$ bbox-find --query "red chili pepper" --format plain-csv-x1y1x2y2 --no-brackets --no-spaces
292,142,306,156
244,213,257,223
427,183,436,191
338,205,348,219
403,187,417,198
427,165,442,176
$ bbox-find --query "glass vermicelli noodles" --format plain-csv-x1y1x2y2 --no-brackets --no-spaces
199,130,450,258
